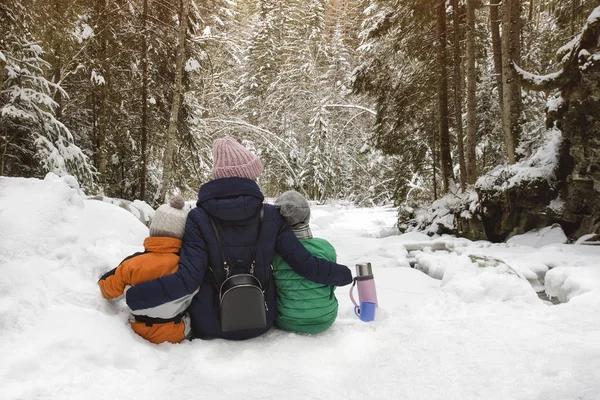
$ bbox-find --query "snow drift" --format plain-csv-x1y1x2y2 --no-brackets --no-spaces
1,174,600,400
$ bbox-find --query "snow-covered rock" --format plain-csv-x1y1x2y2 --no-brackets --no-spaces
88,195,156,226
545,267,600,302
506,224,568,248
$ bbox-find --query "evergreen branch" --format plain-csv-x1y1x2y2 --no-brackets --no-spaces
202,118,302,192
322,104,376,115
511,62,566,91
204,118,293,151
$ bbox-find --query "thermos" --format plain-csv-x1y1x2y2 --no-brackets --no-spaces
350,262,378,308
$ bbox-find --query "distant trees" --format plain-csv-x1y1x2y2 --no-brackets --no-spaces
2,0,597,205
351,0,597,202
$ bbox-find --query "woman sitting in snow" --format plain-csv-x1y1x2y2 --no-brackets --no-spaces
273,190,339,334
125,136,352,340
98,195,192,344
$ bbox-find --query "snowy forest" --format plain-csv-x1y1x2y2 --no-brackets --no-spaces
1,0,600,240
3,2,600,397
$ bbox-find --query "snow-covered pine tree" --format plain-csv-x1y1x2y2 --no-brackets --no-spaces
302,103,331,200
0,34,93,184
237,0,282,126
352,0,442,201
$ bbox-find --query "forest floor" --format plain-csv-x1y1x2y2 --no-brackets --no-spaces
1,174,600,400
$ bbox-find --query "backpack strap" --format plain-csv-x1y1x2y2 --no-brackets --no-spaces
208,216,230,277
207,204,264,279
249,205,265,275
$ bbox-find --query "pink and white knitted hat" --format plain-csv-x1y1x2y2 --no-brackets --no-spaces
211,136,263,180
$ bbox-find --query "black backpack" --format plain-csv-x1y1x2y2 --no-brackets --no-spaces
208,206,269,333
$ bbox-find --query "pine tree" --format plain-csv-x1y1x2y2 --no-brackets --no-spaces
465,0,477,183
0,35,93,183
501,0,522,164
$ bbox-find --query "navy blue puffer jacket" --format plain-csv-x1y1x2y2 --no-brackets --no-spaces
125,178,353,340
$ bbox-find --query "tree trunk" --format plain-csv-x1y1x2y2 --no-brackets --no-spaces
529,0,534,21
1,132,8,176
140,0,149,201
501,0,522,164
436,0,454,193
0,56,4,175
95,0,108,185
432,132,438,201
53,0,63,120
490,0,503,112
452,0,466,190
53,47,63,120
571,0,581,36
465,0,477,184
0,54,5,99
160,0,189,202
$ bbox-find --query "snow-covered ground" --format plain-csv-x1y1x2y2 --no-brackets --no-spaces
1,173,600,400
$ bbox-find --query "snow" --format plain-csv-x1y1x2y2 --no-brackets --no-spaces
476,127,562,191
557,34,580,61
88,195,155,226
547,196,565,213
184,57,201,72
2,175,600,400
586,6,600,25
91,70,105,85
0,50,5,63
73,23,94,43
547,94,563,113
575,233,600,245
555,6,600,63
402,189,480,235
506,224,568,248
579,49,591,59
579,48,600,71
545,267,600,302
513,63,563,86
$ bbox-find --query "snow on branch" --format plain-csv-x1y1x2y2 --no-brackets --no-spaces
512,62,566,91
203,118,301,185
556,5,600,64
322,104,376,116
204,118,293,151
513,6,600,92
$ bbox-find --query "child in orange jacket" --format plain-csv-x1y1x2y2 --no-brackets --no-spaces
98,195,195,344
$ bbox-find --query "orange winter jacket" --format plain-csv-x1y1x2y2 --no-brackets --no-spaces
98,237,190,344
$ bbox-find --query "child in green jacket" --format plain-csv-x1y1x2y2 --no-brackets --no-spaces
273,190,338,334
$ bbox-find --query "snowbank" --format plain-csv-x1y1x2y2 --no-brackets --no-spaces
2,175,600,400
88,194,155,226
545,267,600,302
506,224,568,248
416,253,539,303
0,173,148,343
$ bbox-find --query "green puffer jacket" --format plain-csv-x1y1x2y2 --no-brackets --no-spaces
272,237,338,334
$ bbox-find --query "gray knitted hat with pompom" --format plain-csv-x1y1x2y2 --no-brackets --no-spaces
149,195,189,239
274,190,311,227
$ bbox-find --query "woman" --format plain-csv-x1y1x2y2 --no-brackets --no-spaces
125,136,353,340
